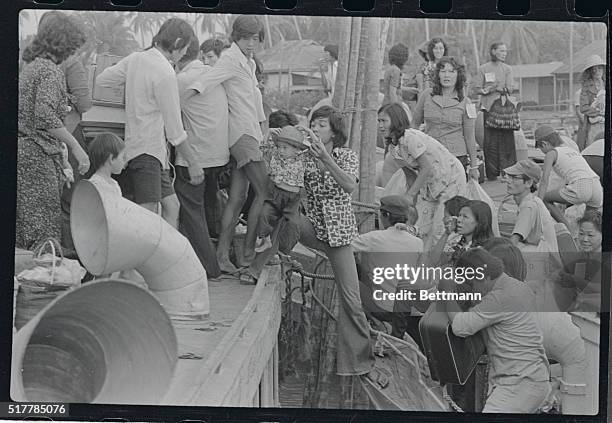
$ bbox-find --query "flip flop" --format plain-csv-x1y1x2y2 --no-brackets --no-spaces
238,269,258,285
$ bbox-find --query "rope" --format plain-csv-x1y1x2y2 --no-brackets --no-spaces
352,200,380,211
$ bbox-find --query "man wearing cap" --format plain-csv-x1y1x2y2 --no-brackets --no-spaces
182,15,270,273
535,125,602,230
503,159,561,279
352,195,424,341
579,54,605,148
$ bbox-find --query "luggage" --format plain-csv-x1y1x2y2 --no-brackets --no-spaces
418,301,485,385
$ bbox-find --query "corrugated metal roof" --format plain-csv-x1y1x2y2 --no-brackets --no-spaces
258,40,325,73
511,62,563,79
553,39,606,74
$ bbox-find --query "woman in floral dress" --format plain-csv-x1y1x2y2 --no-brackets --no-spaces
378,103,467,252
17,13,89,249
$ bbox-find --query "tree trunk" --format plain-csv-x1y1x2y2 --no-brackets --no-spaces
264,14,273,49
348,19,369,152
589,22,595,42
342,17,363,141
292,15,303,40
358,17,383,232
425,19,430,41
444,19,449,35
470,21,480,70
333,17,352,110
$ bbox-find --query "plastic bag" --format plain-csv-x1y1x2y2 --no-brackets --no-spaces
17,256,85,289
462,179,500,236
382,168,409,197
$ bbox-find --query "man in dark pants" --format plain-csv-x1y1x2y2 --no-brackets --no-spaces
174,39,233,278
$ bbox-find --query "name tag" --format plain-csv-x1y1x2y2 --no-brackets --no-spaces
484,72,496,83
466,103,477,119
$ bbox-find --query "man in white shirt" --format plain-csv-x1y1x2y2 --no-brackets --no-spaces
352,195,424,340
96,18,201,228
174,38,231,278
182,15,269,273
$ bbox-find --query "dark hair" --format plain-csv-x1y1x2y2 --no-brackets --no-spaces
578,210,602,233
482,237,527,282
152,18,194,53
310,106,347,148
388,43,409,68
431,56,467,101
461,200,494,246
269,110,299,128
324,44,339,60
200,38,228,57
378,103,411,148
254,54,264,84
383,206,418,227
231,15,264,43
536,131,563,148
489,42,506,62
88,133,125,174
456,247,504,280
427,37,448,62
22,12,86,64
444,195,470,217
179,37,200,65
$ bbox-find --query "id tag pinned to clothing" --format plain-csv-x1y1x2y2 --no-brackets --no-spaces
466,103,477,119
484,72,496,83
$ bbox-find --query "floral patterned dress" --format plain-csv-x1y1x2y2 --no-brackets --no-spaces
16,58,70,249
303,147,359,247
391,129,467,252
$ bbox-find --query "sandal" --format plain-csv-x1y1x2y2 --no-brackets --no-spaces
238,269,258,285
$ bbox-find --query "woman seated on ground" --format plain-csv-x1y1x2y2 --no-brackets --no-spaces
378,102,467,252
503,159,561,280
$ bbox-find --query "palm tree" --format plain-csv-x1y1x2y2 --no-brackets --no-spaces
72,11,140,66
131,12,171,49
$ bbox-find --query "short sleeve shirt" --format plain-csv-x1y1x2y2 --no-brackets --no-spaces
382,66,402,105
512,193,543,245
304,147,359,247
269,153,305,189
416,89,476,157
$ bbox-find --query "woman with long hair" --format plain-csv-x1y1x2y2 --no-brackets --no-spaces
378,102,466,252
416,37,448,94
474,42,517,181
17,12,90,249
579,54,605,149
412,56,479,177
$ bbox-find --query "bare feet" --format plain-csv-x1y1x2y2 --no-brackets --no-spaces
218,255,238,274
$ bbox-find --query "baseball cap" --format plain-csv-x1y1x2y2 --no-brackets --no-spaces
503,160,541,182
380,195,415,217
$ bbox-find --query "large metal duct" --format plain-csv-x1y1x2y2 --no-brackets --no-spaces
11,280,177,404
70,180,209,318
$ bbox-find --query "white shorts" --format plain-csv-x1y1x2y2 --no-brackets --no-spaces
558,178,602,209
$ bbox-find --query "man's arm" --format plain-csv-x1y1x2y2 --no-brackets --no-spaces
95,56,128,89
537,150,556,199
64,59,92,114
187,56,236,101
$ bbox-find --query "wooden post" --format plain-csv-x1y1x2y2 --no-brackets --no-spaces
343,17,363,141
333,17,352,110
569,22,574,109
358,17,383,233
348,20,369,152
470,21,480,70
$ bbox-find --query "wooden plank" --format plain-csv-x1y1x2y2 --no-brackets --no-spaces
162,265,282,406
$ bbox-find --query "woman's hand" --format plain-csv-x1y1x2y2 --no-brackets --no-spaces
309,131,332,165
443,216,457,235
72,145,90,175
468,167,480,181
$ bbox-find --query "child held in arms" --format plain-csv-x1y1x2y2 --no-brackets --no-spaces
535,125,603,230
255,125,312,253
86,132,126,197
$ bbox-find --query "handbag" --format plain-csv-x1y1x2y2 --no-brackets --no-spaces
485,94,521,130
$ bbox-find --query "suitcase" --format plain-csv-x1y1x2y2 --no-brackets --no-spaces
418,301,486,385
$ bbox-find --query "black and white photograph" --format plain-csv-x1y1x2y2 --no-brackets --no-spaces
11,9,607,416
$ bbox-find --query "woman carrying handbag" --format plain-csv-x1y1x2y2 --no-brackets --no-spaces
474,42,518,181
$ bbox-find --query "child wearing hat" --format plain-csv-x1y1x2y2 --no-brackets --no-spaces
535,125,603,230
254,125,311,252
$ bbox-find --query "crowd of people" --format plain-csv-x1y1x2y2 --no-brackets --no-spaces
16,12,605,414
